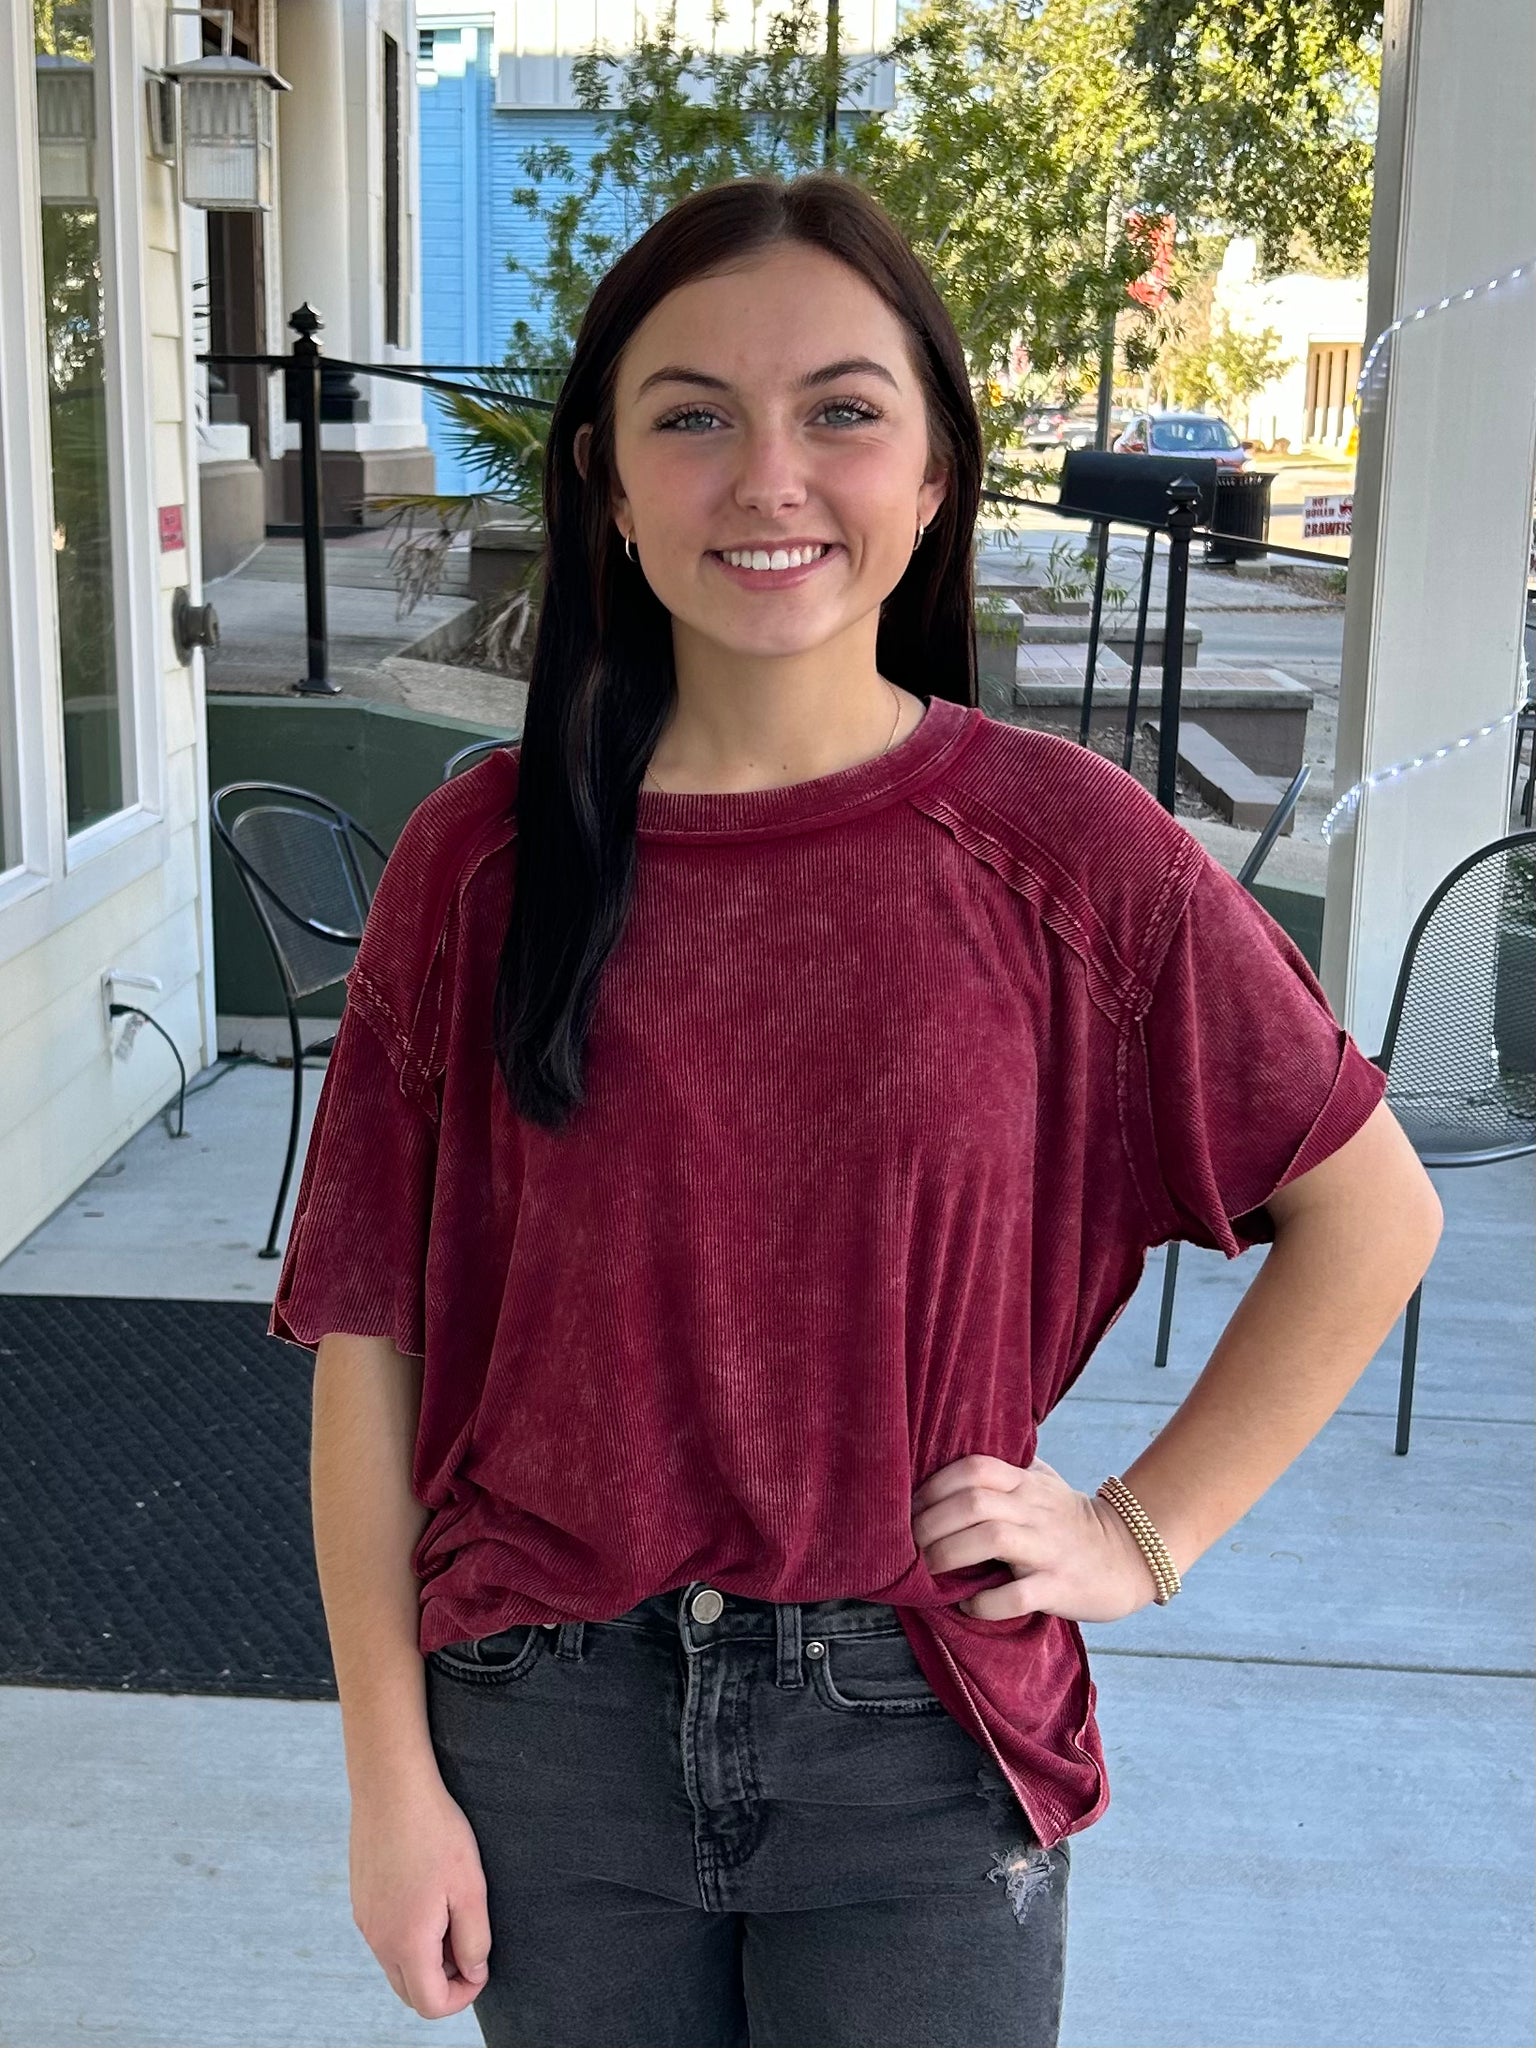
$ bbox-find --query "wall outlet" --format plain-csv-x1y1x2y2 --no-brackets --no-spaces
101,968,164,1041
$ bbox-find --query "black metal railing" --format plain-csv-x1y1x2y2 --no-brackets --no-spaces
201,305,1354,819
200,302,555,695
978,448,1353,815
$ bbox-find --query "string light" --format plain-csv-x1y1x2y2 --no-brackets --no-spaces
1356,260,1533,405
1321,269,1535,838
1320,706,1524,842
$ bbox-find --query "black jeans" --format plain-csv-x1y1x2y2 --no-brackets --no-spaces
425,1582,1070,2047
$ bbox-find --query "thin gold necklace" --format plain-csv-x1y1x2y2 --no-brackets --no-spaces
642,681,904,794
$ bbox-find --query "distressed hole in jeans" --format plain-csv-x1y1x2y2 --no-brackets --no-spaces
974,1760,1059,1923
984,1839,1059,1922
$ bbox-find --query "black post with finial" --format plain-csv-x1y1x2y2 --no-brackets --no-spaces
1155,475,1202,813
289,304,336,695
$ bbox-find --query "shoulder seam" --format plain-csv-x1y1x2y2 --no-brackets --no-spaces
909,782,1146,1022
346,962,442,1118
359,754,519,1085
1126,836,1208,1021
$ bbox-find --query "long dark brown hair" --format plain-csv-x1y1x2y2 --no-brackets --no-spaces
498,172,984,1129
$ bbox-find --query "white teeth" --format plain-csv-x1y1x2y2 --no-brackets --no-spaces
719,544,830,571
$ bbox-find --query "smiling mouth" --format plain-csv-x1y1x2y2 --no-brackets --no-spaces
709,542,840,572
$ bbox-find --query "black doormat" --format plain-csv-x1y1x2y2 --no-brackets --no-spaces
0,1295,338,1700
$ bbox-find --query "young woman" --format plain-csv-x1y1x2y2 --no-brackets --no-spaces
270,174,1441,2048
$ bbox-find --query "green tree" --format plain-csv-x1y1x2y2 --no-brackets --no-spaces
843,0,1166,406
1208,317,1294,416
500,0,859,367
390,0,1378,602
497,0,1375,426
493,0,1185,510
1145,262,1293,417
1128,0,1380,268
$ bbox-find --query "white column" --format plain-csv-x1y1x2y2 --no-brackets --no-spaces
1321,0,1536,1053
275,0,352,353
342,0,429,443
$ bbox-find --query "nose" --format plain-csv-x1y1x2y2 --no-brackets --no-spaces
729,422,811,517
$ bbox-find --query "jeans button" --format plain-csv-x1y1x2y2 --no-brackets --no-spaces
690,1587,725,1622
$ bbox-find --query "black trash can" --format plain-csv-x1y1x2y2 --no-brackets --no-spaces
1205,469,1275,564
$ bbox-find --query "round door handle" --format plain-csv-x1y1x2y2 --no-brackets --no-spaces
172,586,220,663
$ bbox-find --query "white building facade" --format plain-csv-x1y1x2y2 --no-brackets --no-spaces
1213,236,1369,453
0,0,428,1266
198,0,434,572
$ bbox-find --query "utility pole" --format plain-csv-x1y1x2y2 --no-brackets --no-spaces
1087,188,1121,645
823,0,839,164
1093,188,1120,451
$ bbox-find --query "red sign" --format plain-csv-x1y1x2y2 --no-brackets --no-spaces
1125,211,1176,310
158,504,185,553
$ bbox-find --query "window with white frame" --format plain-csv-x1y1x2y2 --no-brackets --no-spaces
32,0,133,833
0,349,16,872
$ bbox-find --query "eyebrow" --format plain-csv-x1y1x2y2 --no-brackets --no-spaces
634,355,900,399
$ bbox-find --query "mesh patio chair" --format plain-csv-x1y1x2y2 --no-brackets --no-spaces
1368,827,1536,1451
1152,764,1309,1373
443,735,517,781
1155,819,1536,1458
210,782,390,1259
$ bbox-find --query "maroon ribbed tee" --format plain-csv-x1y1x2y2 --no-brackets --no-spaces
270,693,1388,1848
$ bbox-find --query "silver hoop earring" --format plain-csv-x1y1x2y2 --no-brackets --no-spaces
912,519,928,553
624,531,636,562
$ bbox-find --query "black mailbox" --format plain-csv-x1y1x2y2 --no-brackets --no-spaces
1058,450,1221,528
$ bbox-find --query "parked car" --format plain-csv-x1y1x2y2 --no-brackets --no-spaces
1110,410,1248,468
1020,402,1133,452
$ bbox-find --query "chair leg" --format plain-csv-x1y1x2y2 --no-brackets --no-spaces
1153,1240,1180,1368
261,999,307,1260
1394,1279,1424,1456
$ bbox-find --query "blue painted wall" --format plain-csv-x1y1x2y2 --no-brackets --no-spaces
418,26,606,492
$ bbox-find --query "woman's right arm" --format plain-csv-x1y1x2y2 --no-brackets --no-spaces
311,1330,492,2017
312,1330,437,1793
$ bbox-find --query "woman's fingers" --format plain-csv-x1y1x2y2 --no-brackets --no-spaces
392,1928,482,2018
446,1885,493,1988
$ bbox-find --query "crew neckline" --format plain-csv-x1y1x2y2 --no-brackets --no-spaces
635,693,982,840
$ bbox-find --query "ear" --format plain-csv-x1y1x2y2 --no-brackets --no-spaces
920,462,948,532
574,421,631,532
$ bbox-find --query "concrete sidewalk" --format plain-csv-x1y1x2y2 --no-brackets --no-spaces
0,1049,1529,2047
201,530,527,732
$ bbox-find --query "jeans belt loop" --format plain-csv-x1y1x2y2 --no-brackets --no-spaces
555,1619,585,1660
775,1599,806,1689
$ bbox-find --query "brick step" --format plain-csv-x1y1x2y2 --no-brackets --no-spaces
1142,717,1299,831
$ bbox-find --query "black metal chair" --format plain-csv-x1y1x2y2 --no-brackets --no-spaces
1155,820,1536,1458
443,735,516,780
210,783,389,1259
1368,827,1536,1451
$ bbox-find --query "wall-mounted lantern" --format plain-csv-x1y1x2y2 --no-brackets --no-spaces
35,53,96,202
148,7,289,211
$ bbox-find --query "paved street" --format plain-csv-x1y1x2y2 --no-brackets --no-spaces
977,520,1351,848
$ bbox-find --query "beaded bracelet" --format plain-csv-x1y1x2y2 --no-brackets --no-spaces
1096,1475,1182,1605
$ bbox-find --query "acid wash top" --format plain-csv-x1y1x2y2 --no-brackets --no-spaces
270,691,1388,1850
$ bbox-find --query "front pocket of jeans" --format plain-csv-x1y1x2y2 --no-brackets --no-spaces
426,1624,546,1687
807,1626,949,1714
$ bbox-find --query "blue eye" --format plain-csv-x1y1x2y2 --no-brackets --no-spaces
654,398,884,432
